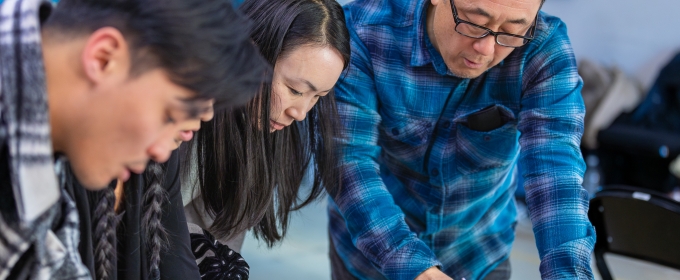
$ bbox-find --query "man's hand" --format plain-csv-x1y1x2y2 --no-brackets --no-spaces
414,267,453,280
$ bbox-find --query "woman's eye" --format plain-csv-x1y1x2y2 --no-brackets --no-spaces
166,114,176,124
288,86,303,96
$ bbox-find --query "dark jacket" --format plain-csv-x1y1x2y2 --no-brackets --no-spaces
598,52,680,192
64,150,201,280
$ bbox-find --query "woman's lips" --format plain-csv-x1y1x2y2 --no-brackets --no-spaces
270,120,286,131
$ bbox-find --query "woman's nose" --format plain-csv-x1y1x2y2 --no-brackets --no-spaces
287,107,307,122
287,99,313,122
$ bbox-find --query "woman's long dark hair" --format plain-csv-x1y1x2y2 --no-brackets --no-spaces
184,0,350,246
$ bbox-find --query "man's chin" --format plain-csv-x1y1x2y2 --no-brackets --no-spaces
444,59,491,79
449,67,486,79
71,169,112,191
79,179,111,191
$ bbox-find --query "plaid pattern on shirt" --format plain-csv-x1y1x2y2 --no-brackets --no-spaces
328,0,596,279
0,0,90,278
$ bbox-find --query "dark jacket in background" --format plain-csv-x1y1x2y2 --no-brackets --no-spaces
65,150,201,280
598,52,680,192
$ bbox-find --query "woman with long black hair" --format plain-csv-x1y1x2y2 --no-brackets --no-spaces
181,0,351,264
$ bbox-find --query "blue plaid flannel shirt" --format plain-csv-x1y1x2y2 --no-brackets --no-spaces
328,0,596,279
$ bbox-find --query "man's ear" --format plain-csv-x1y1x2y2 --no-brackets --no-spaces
81,27,131,84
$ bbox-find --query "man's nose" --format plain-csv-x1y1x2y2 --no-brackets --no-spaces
202,100,215,122
201,108,214,122
472,35,496,56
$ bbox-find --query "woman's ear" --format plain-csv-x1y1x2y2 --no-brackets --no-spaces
80,27,131,85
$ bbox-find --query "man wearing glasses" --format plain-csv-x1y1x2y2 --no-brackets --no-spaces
328,0,595,279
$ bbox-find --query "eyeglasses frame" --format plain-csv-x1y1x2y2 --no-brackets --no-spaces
449,0,544,48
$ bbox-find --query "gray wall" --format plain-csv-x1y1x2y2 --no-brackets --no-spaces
542,0,680,88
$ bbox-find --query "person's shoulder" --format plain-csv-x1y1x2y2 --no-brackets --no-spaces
495,12,577,91
343,0,419,29
500,11,573,70
522,12,572,55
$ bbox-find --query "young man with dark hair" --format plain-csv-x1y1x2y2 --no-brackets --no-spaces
329,0,596,279
0,0,267,278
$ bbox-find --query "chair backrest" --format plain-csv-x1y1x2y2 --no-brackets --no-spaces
597,125,680,192
589,185,680,271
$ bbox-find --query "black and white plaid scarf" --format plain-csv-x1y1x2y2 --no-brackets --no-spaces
0,0,90,278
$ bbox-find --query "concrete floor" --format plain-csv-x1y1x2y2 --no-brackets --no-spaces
241,196,680,280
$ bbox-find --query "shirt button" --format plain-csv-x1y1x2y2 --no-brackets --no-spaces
426,123,433,128
391,128,400,136
484,135,491,141
442,121,451,128
431,168,440,177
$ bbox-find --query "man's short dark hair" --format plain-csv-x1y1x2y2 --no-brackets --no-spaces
44,0,268,110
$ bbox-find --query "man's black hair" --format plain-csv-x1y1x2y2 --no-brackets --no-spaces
43,0,269,110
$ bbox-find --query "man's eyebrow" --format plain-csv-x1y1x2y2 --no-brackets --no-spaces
465,7,529,26
507,17,528,25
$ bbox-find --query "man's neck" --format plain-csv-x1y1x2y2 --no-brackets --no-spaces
426,3,441,55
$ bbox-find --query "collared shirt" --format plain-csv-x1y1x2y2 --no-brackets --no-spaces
328,0,596,279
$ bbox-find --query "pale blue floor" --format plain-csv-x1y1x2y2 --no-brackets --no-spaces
241,196,680,280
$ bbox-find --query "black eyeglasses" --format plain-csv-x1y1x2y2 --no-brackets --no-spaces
449,0,542,48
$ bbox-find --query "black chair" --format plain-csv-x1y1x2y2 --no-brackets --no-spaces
597,124,680,193
588,185,680,280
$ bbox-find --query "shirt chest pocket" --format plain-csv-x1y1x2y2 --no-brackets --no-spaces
454,105,519,175
379,113,433,158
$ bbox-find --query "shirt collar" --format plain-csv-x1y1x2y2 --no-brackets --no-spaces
410,0,433,68
410,0,454,76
